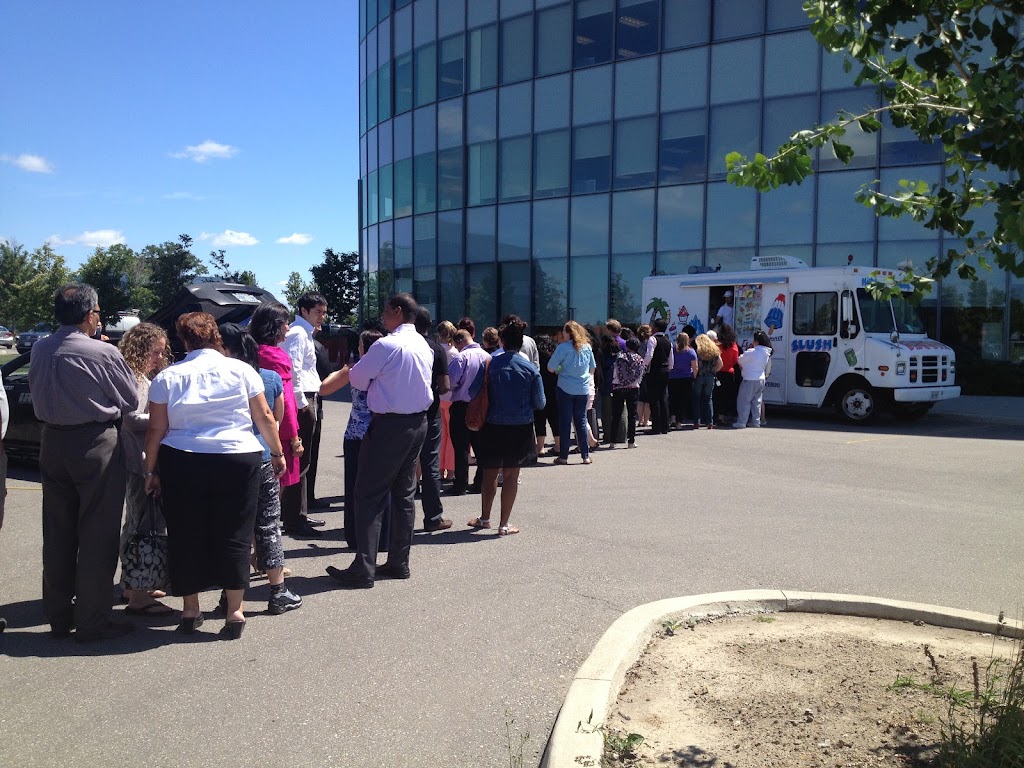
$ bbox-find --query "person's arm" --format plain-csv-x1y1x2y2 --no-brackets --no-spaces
448,353,466,391
249,393,288,478
319,364,351,396
690,355,699,378
643,338,655,367
282,331,309,410
143,402,169,496
273,392,284,424
0,381,8,440
588,348,596,375
347,338,389,392
713,356,724,374
531,370,546,411
547,345,563,374
667,344,674,371
436,374,451,397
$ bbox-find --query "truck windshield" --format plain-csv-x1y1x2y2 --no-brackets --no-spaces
856,289,926,334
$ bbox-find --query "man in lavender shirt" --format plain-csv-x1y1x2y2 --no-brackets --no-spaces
325,293,434,588
447,328,492,495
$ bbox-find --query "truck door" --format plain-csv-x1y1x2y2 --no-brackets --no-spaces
836,288,866,375
788,291,839,407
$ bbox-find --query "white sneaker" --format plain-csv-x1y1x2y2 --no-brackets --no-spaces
627,442,637,449
732,423,746,429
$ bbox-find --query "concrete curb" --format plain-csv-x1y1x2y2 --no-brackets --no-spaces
540,589,1023,768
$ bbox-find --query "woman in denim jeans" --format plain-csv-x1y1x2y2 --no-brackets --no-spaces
692,333,723,429
467,318,545,536
548,321,597,465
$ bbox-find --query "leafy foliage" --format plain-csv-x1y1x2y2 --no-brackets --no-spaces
0,241,74,330
207,248,257,286
282,271,315,310
309,248,361,324
141,235,208,311
726,0,1024,297
77,244,151,325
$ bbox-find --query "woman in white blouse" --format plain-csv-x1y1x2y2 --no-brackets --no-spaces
143,313,286,640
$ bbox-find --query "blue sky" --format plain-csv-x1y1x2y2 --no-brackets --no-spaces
0,1,359,296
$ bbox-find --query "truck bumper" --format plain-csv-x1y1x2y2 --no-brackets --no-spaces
893,386,961,403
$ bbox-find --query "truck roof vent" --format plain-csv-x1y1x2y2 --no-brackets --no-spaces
751,255,810,270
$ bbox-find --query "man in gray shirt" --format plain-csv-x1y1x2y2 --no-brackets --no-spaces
30,283,139,642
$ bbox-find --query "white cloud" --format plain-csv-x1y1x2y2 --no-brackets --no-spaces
162,191,208,200
199,229,259,247
47,229,126,248
276,232,314,245
172,140,239,163
1,153,54,173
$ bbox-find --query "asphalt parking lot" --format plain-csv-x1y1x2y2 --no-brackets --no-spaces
1,400,1022,767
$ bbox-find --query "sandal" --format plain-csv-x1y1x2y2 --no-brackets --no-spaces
553,457,569,465
582,457,593,465
498,526,519,536
124,601,174,617
467,517,492,529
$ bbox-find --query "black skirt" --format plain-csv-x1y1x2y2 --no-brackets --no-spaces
475,422,535,469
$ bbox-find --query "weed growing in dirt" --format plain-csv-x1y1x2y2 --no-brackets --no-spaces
661,618,684,636
754,614,776,623
939,641,1024,767
597,726,646,766
503,707,530,768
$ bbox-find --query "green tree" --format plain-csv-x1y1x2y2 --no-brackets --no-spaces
207,249,257,286
310,248,361,325
726,0,1024,296
142,234,208,310
282,271,314,309
0,242,74,330
77,244,144,325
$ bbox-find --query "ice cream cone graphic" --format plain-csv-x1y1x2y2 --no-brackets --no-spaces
765,294,786,334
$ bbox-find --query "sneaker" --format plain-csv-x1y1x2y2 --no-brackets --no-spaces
424,517,453,532
627,442,637,449
268,588,303,615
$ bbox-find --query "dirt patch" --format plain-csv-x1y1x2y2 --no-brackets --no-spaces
609,612,1017,767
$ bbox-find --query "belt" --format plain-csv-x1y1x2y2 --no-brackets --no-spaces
370,410,427,419
44,418,121,431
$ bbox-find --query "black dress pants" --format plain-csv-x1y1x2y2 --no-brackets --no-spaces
351,411,428,580
40,422,125,634
647,370,670,433
281,396,316,528
418,407,444,523
449,400,473,491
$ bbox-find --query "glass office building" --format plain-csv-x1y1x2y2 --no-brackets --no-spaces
359,0,1022,363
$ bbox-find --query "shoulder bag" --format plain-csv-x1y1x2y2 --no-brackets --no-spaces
465,358,491,432
122,493,171,592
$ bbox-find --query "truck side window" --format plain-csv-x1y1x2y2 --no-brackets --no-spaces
792,292,838,336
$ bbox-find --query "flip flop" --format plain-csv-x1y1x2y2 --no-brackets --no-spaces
124,602,174,617
467,517,492,529
498,526,519,536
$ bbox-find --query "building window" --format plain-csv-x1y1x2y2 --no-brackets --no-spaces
467,89,498,142
575,0,614,67
533,258,568,326
394,216,413,268
468,264,498,327
616,0,659,58
614,116,657,189
501,14,534,83
816,170,876,244
437,210,463,264
533,198,569,260
394,157,414,218
705,181,756,250
367,69,379,127
614,56,658,118
395,53,414,113
707,102,758,180
439,264,466,321
710,38,762,104
378,164,394,221
467,24,498,91
439,0,466,37
498,202,531,261
468,141,498,205
500,136,532,201
367,169,379,225
414,0,437,46
414,214,437,266
659,109,707,184
759,181,813,247
534,74,571,132
467,205,497,262
415,44,437,107
438,147,464,210
819,89,879,170
713,0,764,40
414,152,437,213
573,123,612,194
663,0,709,49
660,48,707,113
764,31,818,97
469,0,498,27
439,34,466,99
572,65,612,125
536,4,572,76
657,184,704,253
612,189,655,255
499,82,533,138
534,129,571,198
500,261,532,319
571,193,610,257
438,97,464,148
767,0,810,30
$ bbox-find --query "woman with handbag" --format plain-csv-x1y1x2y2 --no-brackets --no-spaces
117,322,174,616
467,318,545,536
144,313,287,640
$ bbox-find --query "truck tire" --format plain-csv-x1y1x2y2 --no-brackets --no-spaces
835,382,878,423
892,402,932,421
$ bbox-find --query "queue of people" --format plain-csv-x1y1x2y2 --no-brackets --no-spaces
20,282,772,641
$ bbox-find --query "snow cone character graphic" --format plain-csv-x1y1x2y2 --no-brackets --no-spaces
764,294,786,335
674,305,705,337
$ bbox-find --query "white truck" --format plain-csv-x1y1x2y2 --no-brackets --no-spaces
641,256,960,422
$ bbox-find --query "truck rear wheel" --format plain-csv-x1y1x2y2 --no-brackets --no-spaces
892,403,932,421
836,383,878,423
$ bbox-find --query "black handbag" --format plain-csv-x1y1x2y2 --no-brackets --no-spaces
122,494,170,592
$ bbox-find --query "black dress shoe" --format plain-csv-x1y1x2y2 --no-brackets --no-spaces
423,517,453,532
375,562,411,580
283,521,323,538
467,482,482,494
325,565,373,589
447,485,467,496
305,518,326,527
75,620,136,643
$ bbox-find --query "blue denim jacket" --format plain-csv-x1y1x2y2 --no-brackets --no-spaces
474,351,546,425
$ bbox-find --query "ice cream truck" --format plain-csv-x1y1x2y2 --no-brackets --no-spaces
641,255,960,422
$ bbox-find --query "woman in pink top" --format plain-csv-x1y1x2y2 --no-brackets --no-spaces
249,303,301,488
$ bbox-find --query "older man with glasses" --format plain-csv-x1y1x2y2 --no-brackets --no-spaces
29,283,139,642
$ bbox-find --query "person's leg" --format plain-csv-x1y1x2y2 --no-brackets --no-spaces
610,390,625,446
625,390,639,444
281,404,315,528
39,429,79,633
556,388,573,460
734,379,752,427
534,408,547,454
306,399,325,506
667,379,681,425
478,468,500,524
71,425,126,635
209,452,261,613
450,401,470,491
497,466,520,530
419,409,445,526
680,378,694,425
440,400,454,480
751,379,765,427
254,461,286,574
0,446,5,631
573,394,590,460
343,438,361,548
385,413,429,570
350,420,403,580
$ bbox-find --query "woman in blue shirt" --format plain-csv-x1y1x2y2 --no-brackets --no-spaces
468,318,545,535
547,320,597,465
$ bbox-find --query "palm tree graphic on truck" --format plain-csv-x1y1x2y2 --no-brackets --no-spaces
645,297,670,325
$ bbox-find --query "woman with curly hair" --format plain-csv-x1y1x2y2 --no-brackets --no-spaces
436,320,458,481
144,312,287,640
117,322,174,616
692,333,723,429
548,320,597,465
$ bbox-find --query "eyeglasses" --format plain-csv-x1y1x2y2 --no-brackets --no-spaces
89,308,102,315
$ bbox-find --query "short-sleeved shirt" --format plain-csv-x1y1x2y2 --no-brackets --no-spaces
348,323,433,414
424,335,448,419
548,342,596,396
149,348,265,454
255,369,284,461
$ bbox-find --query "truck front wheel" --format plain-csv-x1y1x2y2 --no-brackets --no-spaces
836,383,877,423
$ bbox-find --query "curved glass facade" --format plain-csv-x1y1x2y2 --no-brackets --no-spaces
359,0,1021,362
